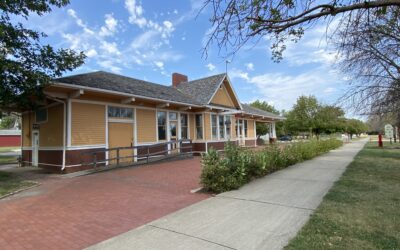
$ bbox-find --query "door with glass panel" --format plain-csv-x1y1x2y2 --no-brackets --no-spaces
108,106,134,164
169,112,178,153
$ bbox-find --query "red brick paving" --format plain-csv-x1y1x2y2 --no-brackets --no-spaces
0,158,209,250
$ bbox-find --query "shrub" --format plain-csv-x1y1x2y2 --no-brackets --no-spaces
200,138,343,193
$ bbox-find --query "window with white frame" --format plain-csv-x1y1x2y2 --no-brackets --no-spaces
157,111,167,140
169,112,177,121
108,106,133,119
169,112,178,139
211,114,217,139
35,108,48,123
225,116,231,139
180,114,189,139
236,119,243,137
219,115,225,139
195,114,203,139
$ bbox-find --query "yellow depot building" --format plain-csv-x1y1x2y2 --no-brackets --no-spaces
21,71,284,173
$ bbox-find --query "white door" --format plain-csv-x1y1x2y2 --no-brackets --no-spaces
32,131,39,167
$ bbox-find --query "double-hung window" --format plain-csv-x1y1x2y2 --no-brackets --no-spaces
180,114,189,139
244,120,248,137
225,116,231,139
211,114,217,139
157,111,167,140
195,114,203,139
219,115,225,139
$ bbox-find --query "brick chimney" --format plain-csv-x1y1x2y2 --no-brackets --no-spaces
172,73,188,88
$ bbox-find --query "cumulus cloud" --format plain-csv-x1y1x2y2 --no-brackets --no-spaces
86,49,98,58
245,63,254,71
283,21,340,66
230,69,250,81
99,14,118,37
244,67,342,110
60,6,183,76
100,41,121,55
125,0,147,28
206,63,216,71
154,61,164,69
98,60,122,73
67,9,94,35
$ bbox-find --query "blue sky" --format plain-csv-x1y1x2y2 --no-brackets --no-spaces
17,0,349,112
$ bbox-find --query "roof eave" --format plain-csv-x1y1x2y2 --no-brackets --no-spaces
51,81,202,108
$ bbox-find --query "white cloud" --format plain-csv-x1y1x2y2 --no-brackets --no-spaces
99,14,118,37
245,63,254,71
61,4,183,77
173,9,178,14
283,21,340,66
245,67,342,110
324,87,336,93
98,60,122,73
67,9,95,35
100,41,121,55
230,69,250,81
125,0,147,28
154,61,164,69
86,49,98,58
206,63,216,71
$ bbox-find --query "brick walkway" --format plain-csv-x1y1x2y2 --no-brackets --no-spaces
0,158,209,250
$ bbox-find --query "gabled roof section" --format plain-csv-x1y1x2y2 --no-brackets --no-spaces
54,71,201,106
177,73,227,105
241,103,285,120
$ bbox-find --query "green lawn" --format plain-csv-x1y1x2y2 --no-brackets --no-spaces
0,147,19,153
0,155,18,165
0,171,37,197
286,142,400,249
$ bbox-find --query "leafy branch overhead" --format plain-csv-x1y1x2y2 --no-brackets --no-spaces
0,0,86,111
202,0,400,60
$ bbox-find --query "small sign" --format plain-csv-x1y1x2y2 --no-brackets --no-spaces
384,124,393,139
32,123,40,130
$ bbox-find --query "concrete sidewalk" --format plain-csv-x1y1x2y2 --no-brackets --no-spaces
87,140,367,250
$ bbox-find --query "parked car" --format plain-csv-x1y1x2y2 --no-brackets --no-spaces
279,135,292,141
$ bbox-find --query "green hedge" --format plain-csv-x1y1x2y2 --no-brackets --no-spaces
200,138,343,193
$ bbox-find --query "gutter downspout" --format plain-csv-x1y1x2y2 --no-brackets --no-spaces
46,97,67,171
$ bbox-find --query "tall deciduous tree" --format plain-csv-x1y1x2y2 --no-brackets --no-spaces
337,8,400,124
202,0,400,60
0,0,85,111
285,96,319,136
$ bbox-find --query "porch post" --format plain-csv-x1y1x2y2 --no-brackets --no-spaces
254,120,257,146
271,122,276,139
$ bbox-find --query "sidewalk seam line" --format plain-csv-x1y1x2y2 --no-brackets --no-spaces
216,196,315,211
148,225,237,250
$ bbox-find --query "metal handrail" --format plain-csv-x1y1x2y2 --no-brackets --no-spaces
80,139,193,168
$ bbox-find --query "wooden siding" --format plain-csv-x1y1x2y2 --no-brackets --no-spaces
210,83,235,108
22,113,33,147
247,119,255,138
231,116,236,139
71,102,105,145
136,108,157,143
39,104,64,147
189,114,195,140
